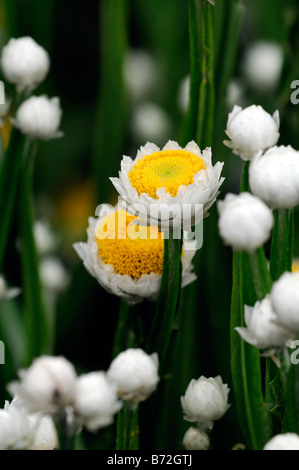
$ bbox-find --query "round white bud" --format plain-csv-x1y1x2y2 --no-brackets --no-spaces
107,348,159,404
217,192,274,253
264,433,299,450
181,376,230,429
224,105,280,161
182,427,210,450
271,271,299,333
1,37,50,91
13,95,63,140
249,145,299,209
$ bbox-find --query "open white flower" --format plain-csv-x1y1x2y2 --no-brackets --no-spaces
182,427,210,450
242,41,284,92
73,205,196,304
0,36,50,91
249,145,299,209
8,355,77,415
110,140,224,231
73,372,122,432
224,105,280,161
107,348,159,405
271,271,299,334
235,296,293,353
181,376,230,429
0,275,21,305
264,433,299,450
217,192,274,253
13,95,63,140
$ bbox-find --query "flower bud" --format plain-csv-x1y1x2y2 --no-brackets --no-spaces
107,348,159,405
0,275,21,305
235,296,292,351
249,145,299,209
264,433,299,450
182,427,210,450
13,95,63,140
181,376,230,429
8,355,77,415
224,105,279,160
40,257,69,294
217,192,274,253
1,37,50,91
73,372,122,432
271,271,299,333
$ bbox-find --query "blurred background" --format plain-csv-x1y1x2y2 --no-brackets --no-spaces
0,0,299,450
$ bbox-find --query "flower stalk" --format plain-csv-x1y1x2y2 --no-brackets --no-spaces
116,402,139,450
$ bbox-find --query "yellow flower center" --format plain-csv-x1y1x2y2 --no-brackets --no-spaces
95,210,164,280
292,259,299,273
128,149,206,199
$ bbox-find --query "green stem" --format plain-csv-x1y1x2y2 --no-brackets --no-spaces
54,412,78,451
19,140,49,364
145,230,183,372
116,402,139,450
112,300,142,358
270,209,294,281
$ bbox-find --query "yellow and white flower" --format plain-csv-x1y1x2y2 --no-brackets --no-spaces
110,140,224,231
73,204,196,304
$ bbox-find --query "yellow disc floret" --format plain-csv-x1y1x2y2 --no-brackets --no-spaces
128,149,206,199
95,210,164,280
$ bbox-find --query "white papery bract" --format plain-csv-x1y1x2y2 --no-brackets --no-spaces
271,271,299,334
0,275,21,305
264,433,299,450
217,192,274,253
8,356,77,415
181,376,230,430
249,145,299,209
73,205,196,305
182,427,210,450
13,95,63,140
0,399,57,450
235,296,292,353
110,140,224,230
224,105,280,161
0,36,50,91
242,41,284,92
107,348,159,405
73,372,122,432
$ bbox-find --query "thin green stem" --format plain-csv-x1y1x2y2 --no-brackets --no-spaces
116,402,139,450
270,209,294,281
145,230,183,373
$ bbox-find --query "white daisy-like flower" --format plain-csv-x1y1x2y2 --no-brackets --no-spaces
249,145,299,209
110,140,224,231
224,105,280,161
235,296,293,354
73,204,197,304
0,275,21,305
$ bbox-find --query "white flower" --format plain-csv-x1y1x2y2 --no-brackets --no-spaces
182,427,210,450
242,41,284,92
235,296,292,352
40,257,69,294
124,50,160,101
34,220,60,255
249,145,299,209
271,271,299,334
73,205,196,304
181,376,230,429
264,433,299,450
224,105,280,161
131,102,171,144
13,95,63,140
217,192,274,253
73,372,122,432
110,140,224,230
0,36,50,91
107,348,159,405
0,399,57,450
8,355,77,415
0,275,21,305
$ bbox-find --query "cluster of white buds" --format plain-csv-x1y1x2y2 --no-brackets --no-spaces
181,375,230,430
7,349,159,447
